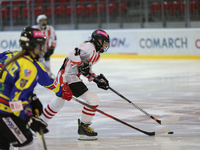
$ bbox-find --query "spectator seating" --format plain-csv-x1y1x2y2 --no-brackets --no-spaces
76,5,85,17
48,0,57,3
46,6,56,17
65,5,75,16
190,0,198,13
117,3,127,14
108,3,117,15
86,4,96,16
151,2,161,14
12,7,20,19
96,4,106,15
59,0,68,4
179,1,185,13
36,0,45,5
22,7,31,18
55,6,65,17
1,1,9,6
24,0,32,5
34,6,44,18
12,1,21,6
2,7,8,19
150,0,199,15
164,1,170,14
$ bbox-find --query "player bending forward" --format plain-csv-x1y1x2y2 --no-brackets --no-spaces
41,29,110,140
0,27,72,150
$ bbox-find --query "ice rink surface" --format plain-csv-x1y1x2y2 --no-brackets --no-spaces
13,58,200,150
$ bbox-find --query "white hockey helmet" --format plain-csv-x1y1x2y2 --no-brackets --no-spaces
36,14,47,23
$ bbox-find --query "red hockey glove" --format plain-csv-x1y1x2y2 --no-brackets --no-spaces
61,83,72,101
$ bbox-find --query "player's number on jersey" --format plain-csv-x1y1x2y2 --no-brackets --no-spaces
75,48,81,56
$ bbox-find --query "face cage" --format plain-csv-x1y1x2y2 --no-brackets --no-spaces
33,42,45,61
98,39,110,53
93,37,110,53
35,43,44,51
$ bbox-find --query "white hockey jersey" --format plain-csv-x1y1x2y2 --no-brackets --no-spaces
58,42,100,85
32,25,57,53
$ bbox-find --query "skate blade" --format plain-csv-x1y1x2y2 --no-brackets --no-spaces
78,135,98,141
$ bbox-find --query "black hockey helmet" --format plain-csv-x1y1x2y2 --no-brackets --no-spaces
19,27,46,51
91,29,110,53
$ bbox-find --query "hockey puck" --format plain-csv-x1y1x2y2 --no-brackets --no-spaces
168,132,174,134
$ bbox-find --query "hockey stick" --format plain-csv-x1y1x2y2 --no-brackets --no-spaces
72,97,170,136
89,73,180,125
35,109,48,150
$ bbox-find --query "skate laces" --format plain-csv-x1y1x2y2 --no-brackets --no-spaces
82,124,94,133
78,119,94,133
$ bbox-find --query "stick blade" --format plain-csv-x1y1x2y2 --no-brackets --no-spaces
155,128,170,135
36,132,45,149
161,115,180,125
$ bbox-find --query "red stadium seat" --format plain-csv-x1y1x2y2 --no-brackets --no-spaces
164,1,170,14
76,5,85,16
96,4,106,15
117,3,127,14
59,0,67,4
110,0,117,3
190,0,198,13
24,0,32,5
22,7,31,18
55,6,65,17
179,1,185,13
108,3,117,15
36,0,45,5
12,1,20,6
198,2,200,12
2,1,9,6
121,0,127,3
65,5,75,16
48,0,57,3
12,7,20,19
2,7,8,19
89,0,95,3
34,6,44,17
170,1,180,14
151,2,161,14
79,0,87,3
46,6,56,17
86,4,96,16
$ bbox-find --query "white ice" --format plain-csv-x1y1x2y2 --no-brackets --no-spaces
12,58,200,150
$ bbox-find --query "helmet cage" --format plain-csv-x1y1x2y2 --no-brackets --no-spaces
91,30,110,53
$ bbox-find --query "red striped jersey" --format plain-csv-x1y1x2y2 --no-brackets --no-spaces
57,42,100,85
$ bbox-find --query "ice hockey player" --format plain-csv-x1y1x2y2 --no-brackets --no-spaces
32,14,57,79
0,27,72,150
41,29,110,140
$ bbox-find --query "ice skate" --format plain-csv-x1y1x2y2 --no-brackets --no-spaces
78,119,98,140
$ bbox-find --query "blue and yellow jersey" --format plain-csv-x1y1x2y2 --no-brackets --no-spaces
0,50,18,69
0,50,62,120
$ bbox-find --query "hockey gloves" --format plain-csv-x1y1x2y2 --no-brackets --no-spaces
78,60,90,76
44,46,55,61
61,82,73,101
26,115,48,133
30,93,43,116
93,73,109,90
